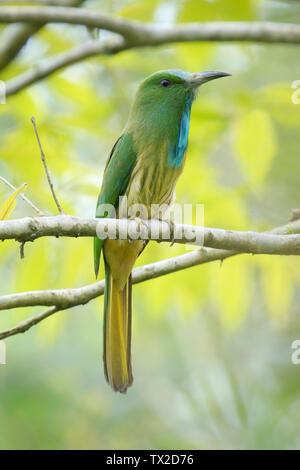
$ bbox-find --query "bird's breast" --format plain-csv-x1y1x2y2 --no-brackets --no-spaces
120,141,186,219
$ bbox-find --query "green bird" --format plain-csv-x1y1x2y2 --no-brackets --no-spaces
94,69,230,393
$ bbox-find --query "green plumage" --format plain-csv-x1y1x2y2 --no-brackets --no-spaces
94,133,137,277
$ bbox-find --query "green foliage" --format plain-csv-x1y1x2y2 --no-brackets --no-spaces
179,0,258,22
234,109,277,186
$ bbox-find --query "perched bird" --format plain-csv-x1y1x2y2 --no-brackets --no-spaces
94,69,230,393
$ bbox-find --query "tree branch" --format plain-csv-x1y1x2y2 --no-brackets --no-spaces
1,7,300,45
0,1,85,72
0,215,300,254
0,248,231,340
0,247,232,311
31,116,65,215
0,6,146,38
0,23,42,71
0,215,299,340
5,37,126,96
0,306,58,339
2,8,300,95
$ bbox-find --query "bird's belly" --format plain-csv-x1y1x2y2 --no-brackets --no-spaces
121,156,184,219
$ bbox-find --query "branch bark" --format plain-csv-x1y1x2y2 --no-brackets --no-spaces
0,307,58,339
0,6,146,38
1,8,300,45
0,215,300,254
0,23,42,71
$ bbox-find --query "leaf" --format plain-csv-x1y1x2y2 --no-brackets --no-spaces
0,183,27,220
234,109,277,186
179,0,257,22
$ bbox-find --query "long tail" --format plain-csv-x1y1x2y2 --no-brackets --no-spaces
103,261,133,393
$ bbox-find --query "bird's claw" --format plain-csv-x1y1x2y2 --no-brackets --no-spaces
128,216,149,240
158,218,176,246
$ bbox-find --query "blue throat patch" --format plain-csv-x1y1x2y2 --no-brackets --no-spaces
168,96,193,169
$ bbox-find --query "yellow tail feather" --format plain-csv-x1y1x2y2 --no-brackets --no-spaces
103,268,133,393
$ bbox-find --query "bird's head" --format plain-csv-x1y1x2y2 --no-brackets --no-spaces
126,69,231,142
133,69,231,109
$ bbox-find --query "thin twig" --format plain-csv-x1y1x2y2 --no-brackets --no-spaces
0,306,58,339
19,241,25,259
0,175,44,215
30,116,65,215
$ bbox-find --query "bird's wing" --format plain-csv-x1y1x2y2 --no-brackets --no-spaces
94,132,137,277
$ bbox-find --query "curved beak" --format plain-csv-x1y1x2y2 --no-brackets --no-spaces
188,70,231,88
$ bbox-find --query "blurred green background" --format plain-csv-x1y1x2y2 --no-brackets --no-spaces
0,0,300,450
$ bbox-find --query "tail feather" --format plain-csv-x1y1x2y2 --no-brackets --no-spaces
103,262,133,393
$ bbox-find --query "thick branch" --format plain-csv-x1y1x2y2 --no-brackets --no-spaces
2,11,299,95
1,8,300,45
0,1,85,72
5,37,126,96
0,23,42,71
0,6,145,39
0,215,300,255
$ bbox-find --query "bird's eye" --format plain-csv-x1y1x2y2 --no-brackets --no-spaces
160,79,172,88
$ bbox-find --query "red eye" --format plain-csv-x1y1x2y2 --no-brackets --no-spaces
160,79,172,88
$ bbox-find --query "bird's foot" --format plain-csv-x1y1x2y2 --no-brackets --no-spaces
158,217,176,246
128,216,149,242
